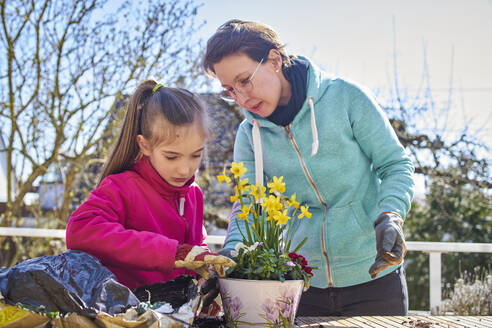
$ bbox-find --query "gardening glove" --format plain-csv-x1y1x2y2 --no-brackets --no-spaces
200,269,220,308
217,248,235,259
369,212,407,279
174,244,236,280
199,248,236,312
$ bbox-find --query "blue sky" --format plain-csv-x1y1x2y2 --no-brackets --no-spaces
195,0,492,148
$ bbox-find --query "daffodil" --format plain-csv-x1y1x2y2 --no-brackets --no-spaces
262,194,278,212
217,161,312,268
268,176,286,194
239,178,249,193
273,195,282,211
216,168,231,184
237,205,252,221
231,162,247,178
298,205,312,219
287,193,300,209
266,208,280,222
249,183,266,200
230,187,240,202
274,210,290,225
216,161,314,288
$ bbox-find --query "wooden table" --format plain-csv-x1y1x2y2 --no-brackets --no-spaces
295,316,492,327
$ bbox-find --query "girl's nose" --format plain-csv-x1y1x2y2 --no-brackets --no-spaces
177,161,192,176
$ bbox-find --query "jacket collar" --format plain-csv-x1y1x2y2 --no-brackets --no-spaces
132,156,193,198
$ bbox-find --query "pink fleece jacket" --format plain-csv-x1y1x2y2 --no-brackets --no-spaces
66,156,207,290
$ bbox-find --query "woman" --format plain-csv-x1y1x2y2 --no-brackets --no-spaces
203,19,414,316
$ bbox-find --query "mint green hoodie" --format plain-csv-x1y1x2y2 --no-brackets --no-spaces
223,56,415,288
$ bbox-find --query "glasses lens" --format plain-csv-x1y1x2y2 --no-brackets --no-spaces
242,80,253,93
219,90,235,102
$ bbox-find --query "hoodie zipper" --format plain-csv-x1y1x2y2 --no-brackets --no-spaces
284,125,334,287
176,196,189,242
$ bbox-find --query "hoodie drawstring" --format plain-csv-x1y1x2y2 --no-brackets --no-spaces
251,99,319,186
252,119,264,187
308,97,319,156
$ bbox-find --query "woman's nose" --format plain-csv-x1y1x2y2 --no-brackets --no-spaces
235,91,249,104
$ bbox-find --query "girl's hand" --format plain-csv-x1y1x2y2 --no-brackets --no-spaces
174,244,236,279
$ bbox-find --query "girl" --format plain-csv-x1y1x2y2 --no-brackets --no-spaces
202,20,414,316
66,80,235,292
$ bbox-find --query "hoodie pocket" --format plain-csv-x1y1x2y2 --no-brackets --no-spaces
350,201,374,234
327,201,375,264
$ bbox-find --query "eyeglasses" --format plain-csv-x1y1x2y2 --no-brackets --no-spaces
220,57,264,102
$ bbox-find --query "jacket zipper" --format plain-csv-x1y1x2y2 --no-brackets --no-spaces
176,196,189,242
284,125,334,287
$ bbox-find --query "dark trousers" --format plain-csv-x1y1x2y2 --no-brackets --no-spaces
297,267,408,316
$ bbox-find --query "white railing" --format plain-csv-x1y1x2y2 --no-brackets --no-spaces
1,227,491,312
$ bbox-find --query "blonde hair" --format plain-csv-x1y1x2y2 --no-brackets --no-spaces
99,80,207,185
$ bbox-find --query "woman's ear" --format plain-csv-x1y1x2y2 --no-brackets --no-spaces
136,134,151,156
267,49,283,72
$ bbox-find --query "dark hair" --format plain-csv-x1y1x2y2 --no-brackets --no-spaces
202,19,294,77
98,80,207,185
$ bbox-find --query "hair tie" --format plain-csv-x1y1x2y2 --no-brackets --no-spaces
152,83,163,94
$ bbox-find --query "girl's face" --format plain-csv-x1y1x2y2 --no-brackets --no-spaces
213,51,291,117
137,123,205,187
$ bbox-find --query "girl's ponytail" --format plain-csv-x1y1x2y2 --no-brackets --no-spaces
98,80,156,185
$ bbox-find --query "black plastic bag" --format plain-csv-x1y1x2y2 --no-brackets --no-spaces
0,249,139,317
133,275,198,311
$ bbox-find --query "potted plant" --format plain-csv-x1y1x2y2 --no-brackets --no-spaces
216,162,316,328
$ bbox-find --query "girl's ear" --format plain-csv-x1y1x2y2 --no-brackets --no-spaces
136,134,152,156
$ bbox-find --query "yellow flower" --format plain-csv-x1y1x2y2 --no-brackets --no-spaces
287,193,300,209
274,210,290,225
268,176,286,194
298,205,312,219
249,183,266,200
273,195,282,211
239,178,249,193
237,205,251,221
217,168,231,184
262,194,278,211
230,186,240,202
265,211,275,222
231,162,247,178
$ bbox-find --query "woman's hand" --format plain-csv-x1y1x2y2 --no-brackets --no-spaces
369,212,407,279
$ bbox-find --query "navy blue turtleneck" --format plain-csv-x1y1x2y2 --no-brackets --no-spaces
266,58,309,126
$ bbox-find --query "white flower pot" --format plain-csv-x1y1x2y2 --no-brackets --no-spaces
219,278,304,328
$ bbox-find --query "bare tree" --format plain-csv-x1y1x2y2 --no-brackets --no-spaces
380,17,492,311
0,0,205,229
379,17,491,191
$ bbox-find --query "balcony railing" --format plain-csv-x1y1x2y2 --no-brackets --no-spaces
1,227,491,312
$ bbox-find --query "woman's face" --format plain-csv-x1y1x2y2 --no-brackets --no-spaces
213,51,289,118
